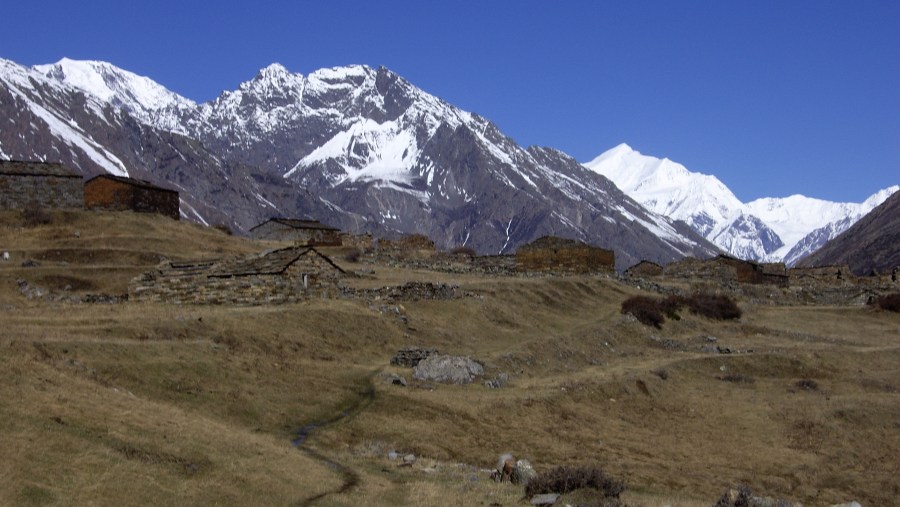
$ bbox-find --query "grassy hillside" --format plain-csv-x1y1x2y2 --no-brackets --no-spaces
1,210,898,506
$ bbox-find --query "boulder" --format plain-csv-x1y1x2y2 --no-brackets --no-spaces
512,459,536,485
413,354,484,384
530,493,559,506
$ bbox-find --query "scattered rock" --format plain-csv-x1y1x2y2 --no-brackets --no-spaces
830,502,862,507
413,354,484,384
387,450,399,460
484,372,510,389
530,493,559,506
21,259,39,268
706,335,718,342
402,453,416,465
1,251,9,261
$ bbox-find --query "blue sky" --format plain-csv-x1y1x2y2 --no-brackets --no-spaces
2,1,897,202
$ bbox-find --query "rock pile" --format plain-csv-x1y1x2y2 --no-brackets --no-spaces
390,347,439,367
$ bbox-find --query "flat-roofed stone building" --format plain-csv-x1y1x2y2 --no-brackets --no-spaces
0,160,83,209
515,236,615,274
84,174,180,220
249,218,342,245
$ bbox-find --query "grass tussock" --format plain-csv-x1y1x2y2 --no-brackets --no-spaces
621,293,741,327
524,465,625,500
21,202,52,227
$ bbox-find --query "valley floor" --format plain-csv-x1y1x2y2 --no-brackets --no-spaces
1,211,897,506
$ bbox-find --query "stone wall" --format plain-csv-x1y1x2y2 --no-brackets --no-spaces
515,236,614,274
346,282,476,302
0,162,83,210
625,260,663,278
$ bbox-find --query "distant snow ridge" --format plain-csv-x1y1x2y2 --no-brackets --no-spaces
584,144,898,265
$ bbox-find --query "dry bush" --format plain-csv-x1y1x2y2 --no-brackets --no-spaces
683,293,742,320
449,246,477,257
622,293,740,328
874,293,900,312
712,484,752,507
524,465,625,500
21,202,52,227
344,248,363,263
796,379,819,391
717,374,754,384
621,296,664,328
212,223,233,236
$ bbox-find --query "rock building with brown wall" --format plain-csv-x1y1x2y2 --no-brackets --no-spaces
515,236,615,274
664,255,789,287
249,218,342,245
129,246,345,305
84,174,179,220
0,160,83,209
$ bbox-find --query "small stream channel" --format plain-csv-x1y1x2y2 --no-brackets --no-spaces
290,377,377,507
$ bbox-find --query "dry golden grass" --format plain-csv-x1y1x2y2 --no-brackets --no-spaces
1,210,898,506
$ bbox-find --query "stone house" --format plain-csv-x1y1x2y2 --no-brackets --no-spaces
129,246,346,305
249,218,342,245
625,260,663,278
84,174,180,220
0,160,83,209
515,236,615,274
664,255,789,287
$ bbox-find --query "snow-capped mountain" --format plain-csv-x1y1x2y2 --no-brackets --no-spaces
0,57,718,269
584,143,897,265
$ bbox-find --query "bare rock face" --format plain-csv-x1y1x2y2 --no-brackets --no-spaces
412,354,484,384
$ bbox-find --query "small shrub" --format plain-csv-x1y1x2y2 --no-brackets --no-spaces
22,202,52,227
524,465,625,500
212,223,233,235
621,296,664,328
684,293,742,320
796,379,819,391
712,485,753,507
344,248,362,263
449,246,476,257
717,374,754,384
874,293,900,312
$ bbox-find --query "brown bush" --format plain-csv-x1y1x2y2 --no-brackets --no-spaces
621,296,664,328
344,248,362,263
683,293,742,320
212,223,233,236
622,293,740,328
524,465,625,500
22,202,52,227
874,293,900,312
449,246,477,257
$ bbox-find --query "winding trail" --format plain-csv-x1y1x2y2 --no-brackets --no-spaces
291,371,378,507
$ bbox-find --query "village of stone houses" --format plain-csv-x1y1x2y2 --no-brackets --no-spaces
1,159,897,507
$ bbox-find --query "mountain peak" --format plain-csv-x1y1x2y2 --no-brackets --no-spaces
257,62,290,77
